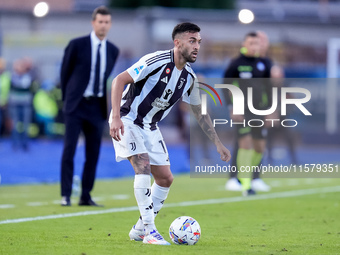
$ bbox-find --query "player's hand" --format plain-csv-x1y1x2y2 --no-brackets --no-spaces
110,117,124,141
216,143,231,162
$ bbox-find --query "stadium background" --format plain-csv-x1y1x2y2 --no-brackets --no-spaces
0,0,339,184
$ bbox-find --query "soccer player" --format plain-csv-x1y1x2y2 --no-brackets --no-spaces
109,22,231,245
224,31,272,194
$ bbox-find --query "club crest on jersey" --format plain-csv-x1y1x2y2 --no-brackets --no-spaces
178,78,186,89
166,68,171,74
130,142,136,151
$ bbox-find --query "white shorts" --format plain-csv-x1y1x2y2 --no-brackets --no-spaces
111,121,170,166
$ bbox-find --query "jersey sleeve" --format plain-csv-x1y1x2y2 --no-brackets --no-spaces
126,53,158,83
182,78,201,105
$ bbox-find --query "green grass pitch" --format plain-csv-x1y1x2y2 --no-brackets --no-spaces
0,175,340,254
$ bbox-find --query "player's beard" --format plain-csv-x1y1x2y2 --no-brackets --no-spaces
181,48,198,63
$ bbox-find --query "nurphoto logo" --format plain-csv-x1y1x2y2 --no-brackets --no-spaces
199,83,312,128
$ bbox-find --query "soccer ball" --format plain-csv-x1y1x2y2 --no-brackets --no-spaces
169,216,201,245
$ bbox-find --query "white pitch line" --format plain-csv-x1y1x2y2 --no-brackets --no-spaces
1,186,340,225
27,202,49,207
0,204,15,209
112,194,130,200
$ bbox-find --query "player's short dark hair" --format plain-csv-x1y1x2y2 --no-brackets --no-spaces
92,6,111,20
244,31,258,40
172,22,201,40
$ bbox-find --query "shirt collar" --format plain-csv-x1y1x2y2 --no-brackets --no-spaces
90,31,107,45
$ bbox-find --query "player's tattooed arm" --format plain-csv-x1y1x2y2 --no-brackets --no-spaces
128,153,151,175
190,104,231,162
190,104,221,145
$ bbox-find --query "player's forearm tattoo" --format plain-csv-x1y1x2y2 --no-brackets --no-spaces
129,153,151,175
191,104,220,145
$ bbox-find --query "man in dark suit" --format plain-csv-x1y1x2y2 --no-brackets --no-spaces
60,6,119,206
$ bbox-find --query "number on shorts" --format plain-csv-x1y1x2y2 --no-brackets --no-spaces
159,140,166,153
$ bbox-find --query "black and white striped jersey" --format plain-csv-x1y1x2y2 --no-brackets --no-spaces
120,49,201,131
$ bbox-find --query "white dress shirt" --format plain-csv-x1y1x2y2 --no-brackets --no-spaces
84,31,107,97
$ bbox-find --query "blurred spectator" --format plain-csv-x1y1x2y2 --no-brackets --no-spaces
33,80,58,137
8,58,35,151
22,57,40,86
224,31,272,195
257,31,270,58
266,65,298,165
0,58,11,137
258,30,298,165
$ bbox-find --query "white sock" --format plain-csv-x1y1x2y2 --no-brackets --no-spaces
134,174,154,231
135,216,144,230
151,182,170,217
135,182,170,230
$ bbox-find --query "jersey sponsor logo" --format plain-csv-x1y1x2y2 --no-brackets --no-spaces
178,78,186,89
163,89,173,100
161,76,168,84
130,142,136,151
151,97,170,110
134,65,144,75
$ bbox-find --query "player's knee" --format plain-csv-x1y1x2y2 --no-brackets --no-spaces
167,173,174,186
158,173,173,187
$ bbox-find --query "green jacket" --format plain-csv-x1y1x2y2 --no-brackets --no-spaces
0,71,11,106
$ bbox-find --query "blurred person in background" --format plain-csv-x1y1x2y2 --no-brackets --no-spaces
8,58,35,151
257,31,298,165
33,80,59,137
257,30,274,77
60,6,119,206
224,31,272,195
266,65,298,165
257,31,271,60
0,58,11,138
22,57,40,92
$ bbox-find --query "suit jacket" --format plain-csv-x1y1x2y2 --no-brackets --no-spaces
60,35,119,119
